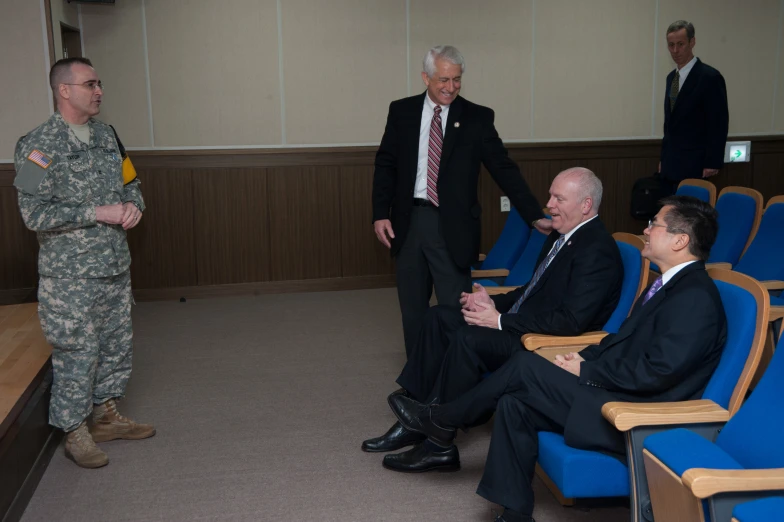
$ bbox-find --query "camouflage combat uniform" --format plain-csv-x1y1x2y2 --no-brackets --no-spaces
13,112,145,432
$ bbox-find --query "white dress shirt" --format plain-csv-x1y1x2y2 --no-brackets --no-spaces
414,94,451,199
674,56,698,88
661,260,697,286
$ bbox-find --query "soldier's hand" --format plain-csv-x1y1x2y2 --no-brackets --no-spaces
121,202,142,230
95,204,125,225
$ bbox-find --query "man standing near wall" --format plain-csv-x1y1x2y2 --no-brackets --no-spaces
13,57,154,469
372,45,550,359
659,20,729,193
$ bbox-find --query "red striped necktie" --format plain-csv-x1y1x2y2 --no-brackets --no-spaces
426,105,443,206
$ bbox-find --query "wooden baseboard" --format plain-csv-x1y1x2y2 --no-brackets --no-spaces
132,274,397,302
0,289,37,306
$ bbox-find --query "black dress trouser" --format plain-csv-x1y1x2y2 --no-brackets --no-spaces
396,305,520,405
394,206,471,359
435,350,582,516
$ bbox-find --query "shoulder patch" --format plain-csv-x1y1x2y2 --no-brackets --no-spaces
27,149,53,169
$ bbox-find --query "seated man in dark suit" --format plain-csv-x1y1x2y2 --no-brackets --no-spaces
362,167,624,469
388,196,727,522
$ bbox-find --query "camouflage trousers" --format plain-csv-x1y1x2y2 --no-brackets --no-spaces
38,271,134,432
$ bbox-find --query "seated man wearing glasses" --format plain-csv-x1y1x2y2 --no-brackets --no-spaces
387,196,727,522
13,57,153,469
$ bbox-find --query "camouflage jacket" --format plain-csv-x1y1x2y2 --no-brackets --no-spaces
14,112,145,278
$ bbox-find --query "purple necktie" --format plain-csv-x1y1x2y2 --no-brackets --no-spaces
642,276,663,305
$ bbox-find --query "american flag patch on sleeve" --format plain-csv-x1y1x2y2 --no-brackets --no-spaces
27,149,53,169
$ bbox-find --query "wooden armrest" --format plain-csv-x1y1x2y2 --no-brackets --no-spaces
522,331,609,351
683,468,784,499
482,286,517,296
477,253,486,262
761,280,784,290
471,269,510,278
770,305,784,322
705,262,733,270
601,399,728,431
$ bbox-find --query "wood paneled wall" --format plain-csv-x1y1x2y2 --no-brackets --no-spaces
3,137,784,302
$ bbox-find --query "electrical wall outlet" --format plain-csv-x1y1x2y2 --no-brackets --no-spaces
500,196,511,212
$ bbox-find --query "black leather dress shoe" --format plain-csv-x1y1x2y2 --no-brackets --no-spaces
382,441,460,472
388,387,408,398
361,421,425,452
387,394,456,447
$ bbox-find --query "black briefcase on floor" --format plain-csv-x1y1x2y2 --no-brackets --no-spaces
630,174,668,220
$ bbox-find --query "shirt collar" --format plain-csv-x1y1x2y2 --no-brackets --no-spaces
560,214,598,243
424,92,450,112
676,56,698,76
661,260,697,286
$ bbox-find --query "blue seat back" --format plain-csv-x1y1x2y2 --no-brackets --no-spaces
708,193,757,265
716,335,784,469
676,184,712,204
734,201,784,282
700,281,757,411
601,241,642,333
504,228,549,286
481,209,530,270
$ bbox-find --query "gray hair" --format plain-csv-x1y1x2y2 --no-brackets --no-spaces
556,167,603,212
423,45,466,77
667,20,695,40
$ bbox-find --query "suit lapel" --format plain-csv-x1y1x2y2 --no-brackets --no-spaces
603,261,705,348
406,94,426,184
671,59,701,116
524,220,598,301
438,96,463,175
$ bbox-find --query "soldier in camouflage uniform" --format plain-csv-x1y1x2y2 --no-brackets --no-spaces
13,57,155,468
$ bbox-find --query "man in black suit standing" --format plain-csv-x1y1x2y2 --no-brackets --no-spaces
659,20,729,193
388,196,726,522
372,45,550,360
363,168,623,471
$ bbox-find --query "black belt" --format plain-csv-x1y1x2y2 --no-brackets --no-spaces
412,198,436,208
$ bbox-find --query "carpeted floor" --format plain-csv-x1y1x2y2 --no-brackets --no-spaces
21,288,629,522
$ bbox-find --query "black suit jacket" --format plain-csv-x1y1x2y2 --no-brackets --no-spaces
661,59,729,183
372,93,544,269
491,217,623,338
564,262,727,454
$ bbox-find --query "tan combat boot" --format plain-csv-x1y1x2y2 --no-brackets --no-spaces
89,399,156,443
65,422,109,468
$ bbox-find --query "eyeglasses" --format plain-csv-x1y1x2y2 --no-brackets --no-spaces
648,219,668,230
62,80,104,91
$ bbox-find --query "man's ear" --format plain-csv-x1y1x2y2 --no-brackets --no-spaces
582,197,593,215
671,232,691,254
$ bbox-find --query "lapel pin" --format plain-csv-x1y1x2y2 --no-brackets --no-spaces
454,122,460,128
568,241,572,246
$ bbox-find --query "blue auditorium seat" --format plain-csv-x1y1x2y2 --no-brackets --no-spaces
472,208,530,272
531,270,767,522
643,329,784,522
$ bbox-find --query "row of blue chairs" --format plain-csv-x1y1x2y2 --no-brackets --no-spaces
471,193,783,521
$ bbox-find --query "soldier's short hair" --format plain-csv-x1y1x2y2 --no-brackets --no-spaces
49,57,94,92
